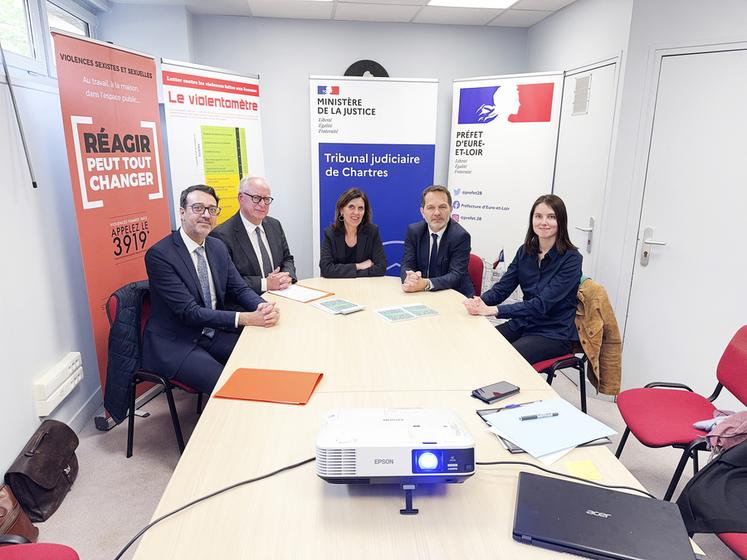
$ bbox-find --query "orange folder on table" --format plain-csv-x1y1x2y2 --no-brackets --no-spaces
213,368,324,405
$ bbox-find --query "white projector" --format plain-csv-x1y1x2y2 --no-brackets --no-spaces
315,408,475,485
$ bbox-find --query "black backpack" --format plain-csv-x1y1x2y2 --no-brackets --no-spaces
676,439,747,535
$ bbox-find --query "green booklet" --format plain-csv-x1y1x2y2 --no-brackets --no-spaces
313,298,365,315
375,303,438,322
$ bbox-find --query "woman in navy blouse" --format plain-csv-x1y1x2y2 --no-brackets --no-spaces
463,194,582,363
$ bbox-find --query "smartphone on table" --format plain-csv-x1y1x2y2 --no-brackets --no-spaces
471,380,520,404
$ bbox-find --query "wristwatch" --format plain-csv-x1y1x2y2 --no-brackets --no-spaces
424,279,433,291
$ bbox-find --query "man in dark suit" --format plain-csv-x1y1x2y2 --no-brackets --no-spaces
400,185,475,298
211,176,296,294
143,185,280,395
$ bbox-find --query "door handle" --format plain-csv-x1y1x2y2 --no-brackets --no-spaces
575,217,594,253
640,227,667,266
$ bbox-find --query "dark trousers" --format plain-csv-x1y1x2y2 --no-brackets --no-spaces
496,322,572,365
173,329,241,395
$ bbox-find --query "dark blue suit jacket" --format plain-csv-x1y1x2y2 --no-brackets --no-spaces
400,219,474,298
142,231,264,378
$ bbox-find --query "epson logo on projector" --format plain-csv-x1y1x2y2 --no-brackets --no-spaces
374,459,394,465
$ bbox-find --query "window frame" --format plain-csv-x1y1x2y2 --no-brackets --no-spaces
1,0,97,78
42,0,97,77
1,0,48,75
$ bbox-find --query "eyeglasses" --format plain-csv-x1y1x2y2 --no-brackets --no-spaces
240,192,274,205
189,203,221,216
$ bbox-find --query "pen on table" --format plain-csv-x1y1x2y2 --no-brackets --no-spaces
495,400,540,411
519,412,559,421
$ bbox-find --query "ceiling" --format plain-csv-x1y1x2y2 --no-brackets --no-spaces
109,0,578,27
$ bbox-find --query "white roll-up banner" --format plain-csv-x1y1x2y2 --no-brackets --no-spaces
162,59,265,225
447,72,563,267
309,76,438,276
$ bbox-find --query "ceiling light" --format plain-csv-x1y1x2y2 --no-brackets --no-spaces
428,0,518,8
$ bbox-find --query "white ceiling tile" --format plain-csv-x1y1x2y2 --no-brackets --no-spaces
488,8,551,26
413,6,502,25
510,0,575,10
341,0,427,5
334,3,421,22
249,0,334,19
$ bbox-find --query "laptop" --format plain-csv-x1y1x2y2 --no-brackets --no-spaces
513,472,696,560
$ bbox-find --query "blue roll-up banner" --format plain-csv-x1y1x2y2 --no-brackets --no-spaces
309,76,438,276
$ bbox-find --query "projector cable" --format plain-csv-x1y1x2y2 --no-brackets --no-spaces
476,459,658,499
113,456,316,560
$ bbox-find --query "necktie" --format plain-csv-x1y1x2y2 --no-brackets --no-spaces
255,227,273,277
427,233,439,278
194,246,215,338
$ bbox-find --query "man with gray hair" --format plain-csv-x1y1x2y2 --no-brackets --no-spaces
211,176,297,295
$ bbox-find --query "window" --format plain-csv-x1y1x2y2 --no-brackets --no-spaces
46,1,89,37
0,0,96,77
44,0,94,75
0,0,36,57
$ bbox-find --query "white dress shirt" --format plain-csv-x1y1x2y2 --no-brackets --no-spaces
425,227,443,290
179,228,239,328
240,213,274,292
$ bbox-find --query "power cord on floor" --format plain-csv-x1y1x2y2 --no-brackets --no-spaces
476,459,658,499
112,457,316,560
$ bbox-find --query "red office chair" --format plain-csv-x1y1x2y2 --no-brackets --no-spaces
719,533,747,559
106,286,203,458
615,325,747,501
0,535,78,560
468,254,484,296
532,353,588,413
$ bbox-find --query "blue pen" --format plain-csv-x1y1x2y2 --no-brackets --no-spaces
485,400,540,413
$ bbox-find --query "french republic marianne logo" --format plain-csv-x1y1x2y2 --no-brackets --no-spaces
317,85,340,95
458,83,554,125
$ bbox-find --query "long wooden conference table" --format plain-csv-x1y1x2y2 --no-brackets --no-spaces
132,277,659,559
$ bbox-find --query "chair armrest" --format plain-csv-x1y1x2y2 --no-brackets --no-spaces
643,382,695,391
0,534,31,545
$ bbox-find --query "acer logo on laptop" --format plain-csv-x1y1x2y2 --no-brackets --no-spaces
585,509,612,519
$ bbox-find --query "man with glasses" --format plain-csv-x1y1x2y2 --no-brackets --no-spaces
400,185,475,298
142,184,279,395
211,176,297,295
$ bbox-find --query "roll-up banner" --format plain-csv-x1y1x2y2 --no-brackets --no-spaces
447,72,563,266
52,32,172,388
309,76,437,276
162,59,264,225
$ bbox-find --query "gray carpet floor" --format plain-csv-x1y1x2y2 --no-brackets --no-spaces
36,374,739,560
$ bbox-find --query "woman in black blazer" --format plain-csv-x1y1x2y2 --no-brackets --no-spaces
320,188,387,278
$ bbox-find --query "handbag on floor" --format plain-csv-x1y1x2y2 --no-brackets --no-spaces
4,419,79,522
0,484,38,543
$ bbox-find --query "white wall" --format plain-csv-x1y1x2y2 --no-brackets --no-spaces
96,3,193,62
527,0,633,73
190,16,527,279
602,0,747,319
1,76,101,472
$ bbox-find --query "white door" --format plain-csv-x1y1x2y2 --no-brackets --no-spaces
622,48,747,408
553,61,618,278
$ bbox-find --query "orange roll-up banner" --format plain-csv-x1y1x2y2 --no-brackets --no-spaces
52,32,171,391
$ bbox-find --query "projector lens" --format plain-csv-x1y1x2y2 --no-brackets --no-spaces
417,451,439,470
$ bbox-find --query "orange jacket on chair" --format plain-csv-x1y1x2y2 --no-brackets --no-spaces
575,279,622,395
